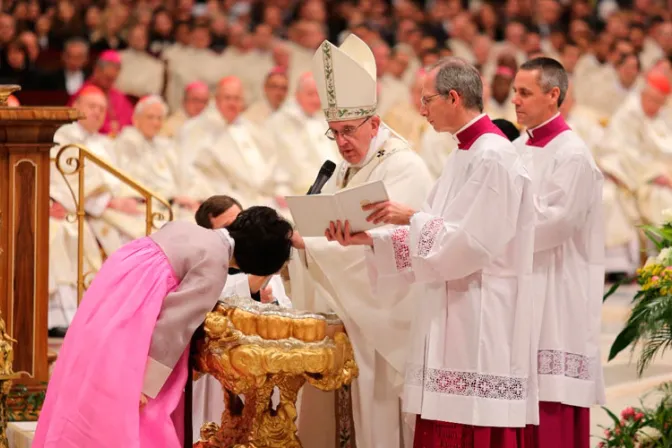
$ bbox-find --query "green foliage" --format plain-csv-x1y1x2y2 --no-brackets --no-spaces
599,383,672,448
605,219,672,375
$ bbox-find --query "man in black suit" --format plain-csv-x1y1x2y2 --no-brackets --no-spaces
43,37,90,94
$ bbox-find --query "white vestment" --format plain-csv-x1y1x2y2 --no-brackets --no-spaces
366,115,538,427
115,49,165,97
268,100,340,195
175,108,233,199
192,273,290,443
567,106,640,272
599,93,672,227
377,74,409,117
188,116,281,207
113,127,194,224
160,108,189,139
243,99,275,126
51,123,136,255
163,47,222,111
290,124,433,448
114,126,178,197
514,114,606,409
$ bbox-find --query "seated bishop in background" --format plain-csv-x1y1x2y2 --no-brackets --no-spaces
243,67,289,126
114,95,200,223
182,76,285,209
159,81,211,139
289,34,433,448
599,70,672,235
52,85,141,259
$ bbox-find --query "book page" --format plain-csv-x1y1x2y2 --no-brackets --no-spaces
285,194,340,237
334,180,390,233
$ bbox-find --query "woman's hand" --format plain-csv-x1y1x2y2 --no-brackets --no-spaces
139,393,148,409
260,287,275,304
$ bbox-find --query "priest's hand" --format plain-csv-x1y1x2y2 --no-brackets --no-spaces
108,197,142,215
325,220,373,247
363,201,416,225
139,393,148,409
291,229,305,249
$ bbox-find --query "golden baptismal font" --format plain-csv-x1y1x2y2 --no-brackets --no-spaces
193,297,358,448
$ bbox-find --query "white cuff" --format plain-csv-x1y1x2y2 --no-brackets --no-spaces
142,356,172,399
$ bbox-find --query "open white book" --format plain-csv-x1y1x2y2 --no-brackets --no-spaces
285,180,390,237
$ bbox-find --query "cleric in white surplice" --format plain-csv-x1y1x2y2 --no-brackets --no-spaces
326,57,539,447
511,57,605,448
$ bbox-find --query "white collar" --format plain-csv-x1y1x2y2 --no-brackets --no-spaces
217,228,235,258
350,121,392,168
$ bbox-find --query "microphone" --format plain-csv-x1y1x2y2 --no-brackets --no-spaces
306,160,337,195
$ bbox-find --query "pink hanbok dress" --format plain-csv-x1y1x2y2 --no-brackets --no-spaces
33,221,232,448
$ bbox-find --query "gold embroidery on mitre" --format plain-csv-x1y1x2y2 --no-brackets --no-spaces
320,42,377,121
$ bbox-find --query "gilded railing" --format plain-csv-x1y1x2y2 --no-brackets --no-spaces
52,143,174,303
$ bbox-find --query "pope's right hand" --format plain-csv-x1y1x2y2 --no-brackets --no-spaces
291,229,305,249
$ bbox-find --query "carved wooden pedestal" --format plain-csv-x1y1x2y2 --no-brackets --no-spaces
0,85,79,419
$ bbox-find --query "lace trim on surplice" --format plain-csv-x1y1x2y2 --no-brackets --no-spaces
405,364,528,401
537,350,594,381
392,227,411,271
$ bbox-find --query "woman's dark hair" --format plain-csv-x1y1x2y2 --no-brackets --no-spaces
194,195,243,229
226,206,293,276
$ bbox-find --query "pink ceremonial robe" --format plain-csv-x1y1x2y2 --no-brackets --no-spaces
514,114,605,448
69,80,135,135
33,221,231,448
366,115,537,448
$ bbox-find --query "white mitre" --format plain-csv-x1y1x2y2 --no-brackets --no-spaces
311,34,377,122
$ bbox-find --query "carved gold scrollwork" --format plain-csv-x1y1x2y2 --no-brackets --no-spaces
52,144,174,303
194,298,358,448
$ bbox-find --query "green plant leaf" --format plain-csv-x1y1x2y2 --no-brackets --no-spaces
604,276,636,302
602,406,622,426
609,323,640,361
641,224,672,250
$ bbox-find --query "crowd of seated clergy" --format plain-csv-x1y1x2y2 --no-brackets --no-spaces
2,0,669,334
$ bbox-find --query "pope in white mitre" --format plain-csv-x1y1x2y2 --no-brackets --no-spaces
289,35,433,448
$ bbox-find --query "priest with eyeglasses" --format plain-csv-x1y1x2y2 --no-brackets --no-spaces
288,34,433,448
